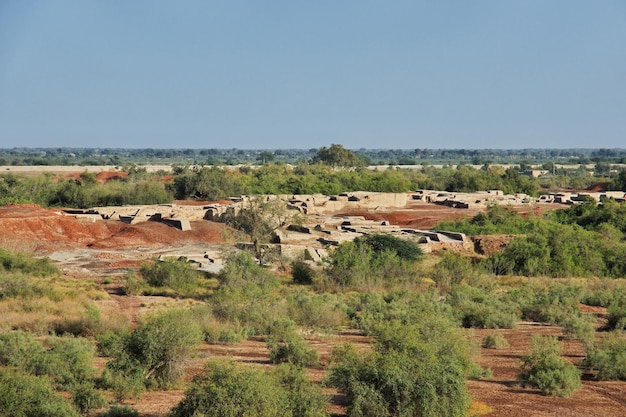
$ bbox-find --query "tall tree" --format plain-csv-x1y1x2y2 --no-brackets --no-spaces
311,144,365,168
224,196,301,263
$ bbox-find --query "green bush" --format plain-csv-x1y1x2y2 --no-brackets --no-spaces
203,326,250,345
518,335,581,397
0,271,47,299
0,248,59,277
447,284,518,329
140,258,202,292
482,333,509,349
123,272,147,296
606,302,626,330
505,281,584,325
327,315,472,417
432,253,478,294
218,251,280,291
324,239,421,291
266,319,320,367
286,290,348,331
354,234,423,261
169,359,329,417
354,289,456,336
0,332,100,398
70,381,107,414
105,308,202,392
44,335,99,389
291,259,315,285
583,331,626,380
561,314,596,348
0,331,47,374
0,368,80,417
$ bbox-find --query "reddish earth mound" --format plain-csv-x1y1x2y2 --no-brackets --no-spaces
87,220,226,249
0,205,226,254
95,171,128,183
337,204,482,229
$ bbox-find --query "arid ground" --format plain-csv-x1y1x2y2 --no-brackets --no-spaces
1,197,625,416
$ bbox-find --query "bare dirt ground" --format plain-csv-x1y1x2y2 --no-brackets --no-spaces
2,201,626,416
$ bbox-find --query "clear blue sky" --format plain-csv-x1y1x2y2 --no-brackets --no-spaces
1,1,624,150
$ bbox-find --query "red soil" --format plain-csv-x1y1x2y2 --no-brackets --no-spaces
95,171,128,183
0,204,226,254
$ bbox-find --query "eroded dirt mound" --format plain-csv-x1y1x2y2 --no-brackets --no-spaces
0,205,226,254
87,220,227,249
95,171,128,183
337,204,482,229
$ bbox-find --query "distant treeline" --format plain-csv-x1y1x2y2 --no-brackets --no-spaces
1,147,626,166
2,162,626,208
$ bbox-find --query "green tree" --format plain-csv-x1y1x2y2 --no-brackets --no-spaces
224,196,301,263
311,144,365,168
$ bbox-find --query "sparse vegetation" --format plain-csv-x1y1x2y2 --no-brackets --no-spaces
4,151,626,415
103,309,202,397
482,333,510,349
518,335,581,397
583,331,626,380
169,359,329,417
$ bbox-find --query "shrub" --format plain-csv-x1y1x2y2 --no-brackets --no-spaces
561,314,596,348
506,281,584,325
327,315,472,417
607,303,626,330
432,253,477,294
0,332,100,395
518,335,581,397
286,290,348,330
169,359,329,417
44,335,99,389
0,271,47,299
0,248,59,277
482,333,509,349
0,368,80,417
447,284,518,329
354,289,456,336
123,272,146,296
582,331,626,380
266,319,320,367
70,381,107,414
0,330,47,374
140,258,202,292
291,259,314,285
354,234,423,261
324,239,421,291
203,325,250,345
101,367,145,402
218,251,280,291
105,308,202,391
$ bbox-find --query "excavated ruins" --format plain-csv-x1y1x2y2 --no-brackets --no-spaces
1,189,578,277
3,188,626,417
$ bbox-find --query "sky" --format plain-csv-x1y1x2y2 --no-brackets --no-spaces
0,1,624,150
